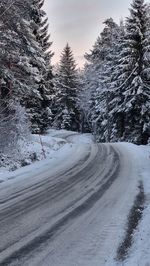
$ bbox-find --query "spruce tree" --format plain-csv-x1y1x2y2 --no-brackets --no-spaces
0,0,33,159
83,18,118,141
104,21,126,142
0,0,40,100
110,0,150,144
53,44,80,131
77,68,92,133
0,0,54,134
27,0,54,133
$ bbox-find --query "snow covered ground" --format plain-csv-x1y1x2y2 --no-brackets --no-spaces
120,144,150,266
0,130,69,183
0,130,150,266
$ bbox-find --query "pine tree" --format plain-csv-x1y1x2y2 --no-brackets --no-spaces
110,0,150,144
0,0,54,155
53,44,80,131
0,0,37,100
24,0,54,133
83,18,118,141
77,68,92,133
0,0,50,134
103,20,126,142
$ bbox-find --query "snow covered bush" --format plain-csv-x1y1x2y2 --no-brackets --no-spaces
0,99,31,169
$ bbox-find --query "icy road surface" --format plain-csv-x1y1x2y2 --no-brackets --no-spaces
0,133,146,265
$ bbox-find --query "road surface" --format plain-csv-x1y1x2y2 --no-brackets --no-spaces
0,134,140,266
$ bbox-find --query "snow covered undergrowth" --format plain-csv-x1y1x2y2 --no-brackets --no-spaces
0,131,67,182
0,129,94,184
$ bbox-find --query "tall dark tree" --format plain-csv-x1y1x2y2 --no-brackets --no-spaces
0,0,34,159
53,44,80,131
26,0,54,133
83,18,118,141
110,0,150,144
103,20,126,141
0,0,41,101
0,0,54,135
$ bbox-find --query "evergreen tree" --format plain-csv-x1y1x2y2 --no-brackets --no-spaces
77,68,92,133
0,0,39,100
26,0,54,133
83,18,118,141
83,0,150,144
110,0,150,144
0,1,33,159
0,0,54,138
53,44,80,131
103,20,126,142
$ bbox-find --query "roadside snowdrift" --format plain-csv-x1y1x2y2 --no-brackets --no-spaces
0,131,67,182
121,144,150,266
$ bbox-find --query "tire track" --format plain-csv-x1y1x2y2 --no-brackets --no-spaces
0,144,120,265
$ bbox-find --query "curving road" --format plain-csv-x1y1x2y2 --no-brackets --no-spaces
0,135,139,266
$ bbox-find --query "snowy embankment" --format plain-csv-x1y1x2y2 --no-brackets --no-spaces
107,143,150,266
120,144,150,266
0,129,93,184
0,129,75,183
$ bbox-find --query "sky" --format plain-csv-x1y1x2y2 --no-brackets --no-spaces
43,0,132,67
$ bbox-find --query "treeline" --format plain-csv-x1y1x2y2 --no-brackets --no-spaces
0,0,150,161
52,0,150,145
0,0,54,158
0,0,54,132
81,0,150,144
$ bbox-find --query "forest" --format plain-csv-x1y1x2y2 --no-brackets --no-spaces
0,0,150,167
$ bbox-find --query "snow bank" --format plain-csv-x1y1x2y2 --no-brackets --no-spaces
67,133,95,144
0,132,66,182
0,129,93,184
122,144,150,266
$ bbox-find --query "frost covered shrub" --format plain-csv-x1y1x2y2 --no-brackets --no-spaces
0,100,31,167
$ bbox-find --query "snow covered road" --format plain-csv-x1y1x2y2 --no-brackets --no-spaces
0,134,147,266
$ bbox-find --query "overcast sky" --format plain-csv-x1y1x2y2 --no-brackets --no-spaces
43,0,132,67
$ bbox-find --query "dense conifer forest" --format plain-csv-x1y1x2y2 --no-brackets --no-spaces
0,0,150,165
